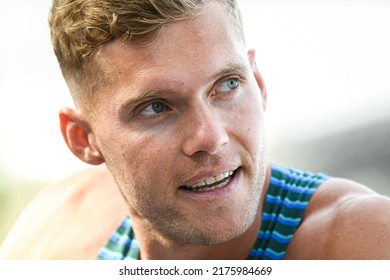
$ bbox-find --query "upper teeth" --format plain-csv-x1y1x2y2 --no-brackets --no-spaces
191,170,234,188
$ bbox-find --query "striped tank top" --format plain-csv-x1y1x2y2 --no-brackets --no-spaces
97,165,330,260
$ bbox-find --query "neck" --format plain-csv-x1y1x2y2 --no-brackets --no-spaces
132,211,263,260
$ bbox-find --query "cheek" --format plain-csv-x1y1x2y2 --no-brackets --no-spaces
233,89,265,149
108,129,178,185
119,134,167,170
104,132,175,208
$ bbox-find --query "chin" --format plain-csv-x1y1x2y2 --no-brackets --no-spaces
175,210,258,246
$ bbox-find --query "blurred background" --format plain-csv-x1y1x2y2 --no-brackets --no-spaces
0,0,389,244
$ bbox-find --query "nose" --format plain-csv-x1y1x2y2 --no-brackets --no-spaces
181,105,229,156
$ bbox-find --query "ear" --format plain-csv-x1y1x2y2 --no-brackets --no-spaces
59,107,104,165
247,49,267,111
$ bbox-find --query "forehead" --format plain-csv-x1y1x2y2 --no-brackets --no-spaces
98,2,247,97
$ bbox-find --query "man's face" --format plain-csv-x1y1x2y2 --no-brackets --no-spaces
89,2,267,245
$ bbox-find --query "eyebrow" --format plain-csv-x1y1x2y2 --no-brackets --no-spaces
211,62,248,81
119,62,248,111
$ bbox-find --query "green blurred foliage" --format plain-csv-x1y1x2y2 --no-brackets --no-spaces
0,173,46,245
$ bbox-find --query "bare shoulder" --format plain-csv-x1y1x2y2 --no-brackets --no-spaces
285,177,390,259
0,165,128,259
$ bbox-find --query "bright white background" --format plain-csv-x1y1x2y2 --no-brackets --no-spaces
0,260,389,279
0,0,389,239
0,260,388,279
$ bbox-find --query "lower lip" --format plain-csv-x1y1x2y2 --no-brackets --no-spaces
177,169,241,201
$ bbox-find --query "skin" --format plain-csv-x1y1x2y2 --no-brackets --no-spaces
1,2,390,260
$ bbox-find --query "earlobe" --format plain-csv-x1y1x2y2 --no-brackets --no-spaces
247,49,267,111
59,108,104,165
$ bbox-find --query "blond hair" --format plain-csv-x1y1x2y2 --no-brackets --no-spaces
49,0,244,103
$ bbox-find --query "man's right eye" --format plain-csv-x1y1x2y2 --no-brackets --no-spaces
138,101,167,117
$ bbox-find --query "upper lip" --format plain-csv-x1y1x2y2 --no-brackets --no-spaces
180,166,239,188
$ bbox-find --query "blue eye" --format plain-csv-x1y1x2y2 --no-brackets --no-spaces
217,78,239,93
139,102,166,116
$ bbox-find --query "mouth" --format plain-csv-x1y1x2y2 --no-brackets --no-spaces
179,169,238,193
